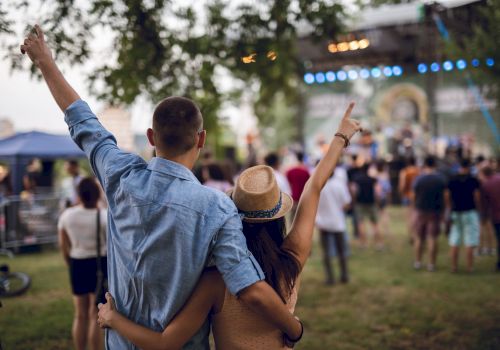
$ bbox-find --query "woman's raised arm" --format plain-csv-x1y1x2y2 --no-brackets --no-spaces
282,103,361,269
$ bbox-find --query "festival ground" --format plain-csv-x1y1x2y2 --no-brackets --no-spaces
1,207,499,350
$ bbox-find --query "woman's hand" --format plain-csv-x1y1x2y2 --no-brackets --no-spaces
336,102,362,140
98,292,117,329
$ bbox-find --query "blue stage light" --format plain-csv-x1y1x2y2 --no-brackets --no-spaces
472,59,480,67
315,72,326,83
417,63,427,74
430,62,440,72
326,71,336,82
456,60,466,70
383,66,393,77
337,70,347,81
304,73,315,84
348,70,358,80
486,58,495,67
443,60,453,71
392,66,403,76
359,68,370,79
371,67,381,78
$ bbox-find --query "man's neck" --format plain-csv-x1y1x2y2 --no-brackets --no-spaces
156,152,196,170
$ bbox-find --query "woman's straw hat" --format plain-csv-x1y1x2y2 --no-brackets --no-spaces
228,165,293,223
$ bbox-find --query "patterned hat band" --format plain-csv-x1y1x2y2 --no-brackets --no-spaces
238,193,283,220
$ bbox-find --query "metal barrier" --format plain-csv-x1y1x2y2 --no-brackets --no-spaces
0,194,62,250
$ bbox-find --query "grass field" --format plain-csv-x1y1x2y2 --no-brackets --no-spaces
1,207,500,349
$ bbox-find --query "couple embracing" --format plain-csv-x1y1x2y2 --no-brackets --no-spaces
21,25,361,350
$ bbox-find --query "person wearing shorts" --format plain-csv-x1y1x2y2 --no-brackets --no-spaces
445,159,481,272
412,156,447,271
58,177,107,350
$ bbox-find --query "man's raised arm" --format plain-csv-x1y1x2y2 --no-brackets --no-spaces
21,25,80,112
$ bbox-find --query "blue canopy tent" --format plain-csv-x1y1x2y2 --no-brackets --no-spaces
0,131,85,194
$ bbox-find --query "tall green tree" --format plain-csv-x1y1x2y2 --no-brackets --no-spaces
0,0,346,149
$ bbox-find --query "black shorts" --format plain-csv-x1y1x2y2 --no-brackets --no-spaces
69,257,108,296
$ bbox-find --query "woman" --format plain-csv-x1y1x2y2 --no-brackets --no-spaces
58,177,107,350
97,103,361,349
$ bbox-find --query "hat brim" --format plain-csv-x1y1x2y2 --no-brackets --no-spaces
226,189,294,223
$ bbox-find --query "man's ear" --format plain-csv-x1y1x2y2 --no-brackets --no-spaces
147,128,155,147
197,130,206,149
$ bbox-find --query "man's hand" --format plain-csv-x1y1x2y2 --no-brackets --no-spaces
336,102,362,140
20,25,53,68
97,292,117,329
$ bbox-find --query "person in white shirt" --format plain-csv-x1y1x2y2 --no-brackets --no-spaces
316,170,352,285
61,160,83,208
58,177,107,350
264,152,292,195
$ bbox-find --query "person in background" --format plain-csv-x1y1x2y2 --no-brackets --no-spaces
480,165,500,272
477,159,495,256
346,154,362,240
58,177,107,350
398,156,420,243
316,170,352,285
61,159,83,208
264,152,292,196
375,160,392,236
0,165,12,200
22,158,41,197
203,162,233,193
445,159,481,273
353,163,383,249
412,156,447,272
286,152,310,219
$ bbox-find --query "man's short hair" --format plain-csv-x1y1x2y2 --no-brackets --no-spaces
77,177,100,208
153,97,203,156
296,152,304,163
264,153,280,168
460,158,471,169
67,160,79,167
424,155,436,168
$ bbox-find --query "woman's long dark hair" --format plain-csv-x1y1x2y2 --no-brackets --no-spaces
242,218,301,303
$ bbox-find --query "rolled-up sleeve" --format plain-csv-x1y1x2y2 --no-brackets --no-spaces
212,211,265,296
64,100,144,187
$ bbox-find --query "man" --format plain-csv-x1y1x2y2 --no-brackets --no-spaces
398,156,420,243
286,152,310,218
412,156,447,272
352,163,383,249
21,25,302,349
316,170,352,285
445,159,481,272
480,165,500,271
61,160,83,208
264,152,292,195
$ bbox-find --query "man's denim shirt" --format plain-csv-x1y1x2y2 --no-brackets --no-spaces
65,100,265,349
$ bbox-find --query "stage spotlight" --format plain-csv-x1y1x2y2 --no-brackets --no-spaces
315,72,326,83
360,68,370,79
348,70,358,80
383,66,393,77
337,42,349,52
430,62,440,72
443,60,453,71
371,67,382,78
349,41,359,50
417,63,428,74
486,58,495,67
358,39,370,49
326,71,336,82
304,73,315,84
392,66,403,76
472,59,480,67
337,70,347,81
456,60,466,70
328,44,338,53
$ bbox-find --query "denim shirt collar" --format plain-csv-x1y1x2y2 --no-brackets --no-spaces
147,157,200,183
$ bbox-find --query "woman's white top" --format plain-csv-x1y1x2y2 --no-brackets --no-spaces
58,206,107,259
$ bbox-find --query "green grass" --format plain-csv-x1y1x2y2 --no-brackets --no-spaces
1,207,500,349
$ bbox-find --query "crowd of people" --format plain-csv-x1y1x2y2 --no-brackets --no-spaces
10,24,499,350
